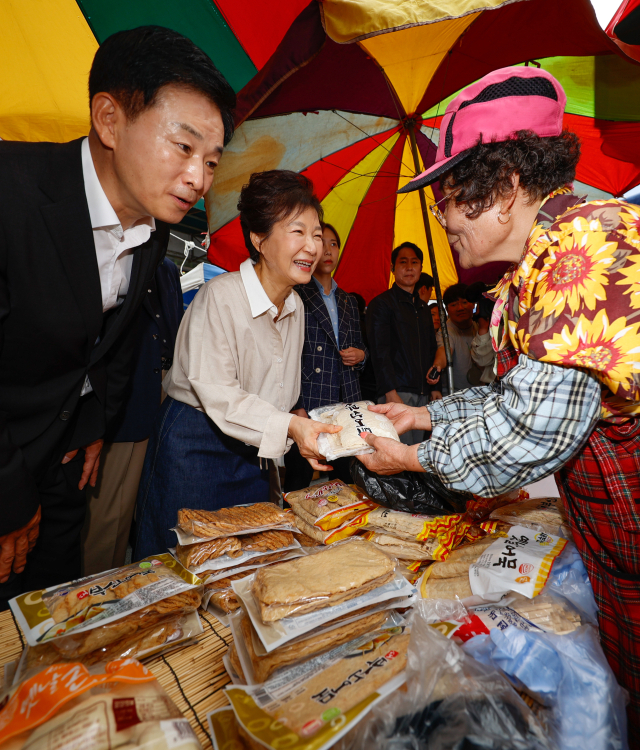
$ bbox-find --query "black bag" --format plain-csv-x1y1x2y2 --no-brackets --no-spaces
350,460,470,516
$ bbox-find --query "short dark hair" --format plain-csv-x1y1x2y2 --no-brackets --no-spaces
89,26,236,145
238,170,323,262
414,272,434,295
391,242,423,268
322,223,341,248
440,130,580,220
443,283,469,308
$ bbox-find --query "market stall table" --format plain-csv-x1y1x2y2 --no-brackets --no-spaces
0,608,233,749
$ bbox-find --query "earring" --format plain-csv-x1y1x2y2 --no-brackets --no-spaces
497,211,511,225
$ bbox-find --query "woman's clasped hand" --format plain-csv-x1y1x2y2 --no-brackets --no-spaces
288,416,342,472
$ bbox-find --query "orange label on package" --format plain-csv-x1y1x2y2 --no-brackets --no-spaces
0,659,155,745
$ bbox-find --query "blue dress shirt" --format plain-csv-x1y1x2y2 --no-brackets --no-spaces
313,275,340,347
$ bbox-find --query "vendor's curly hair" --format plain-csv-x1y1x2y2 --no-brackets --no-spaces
440,130,581,219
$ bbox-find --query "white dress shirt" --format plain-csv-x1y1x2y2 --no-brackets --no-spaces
80,138,155,394
165,259,303,458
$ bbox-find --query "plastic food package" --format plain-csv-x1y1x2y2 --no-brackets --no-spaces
202,554,307,625
469,525,567,601
333,505,468,547
229,607,397,685
342,601,551,750
351,461,470,516
309,401,400,461
174,503,293,542
175,529,296,569
12,610,203,684
224,619,410,746
285,480,373,530
10,555,203,655
360,531,442,560
250,539,396,622
502,593,582,635
292,514,332,544
489,496,570,537
234,569,416,653
463,625,628,750
170,537,302,575
0,658,202,750
200,549,305,586
419,537,496,601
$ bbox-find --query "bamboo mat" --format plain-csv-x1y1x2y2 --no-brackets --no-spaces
0,608,232,749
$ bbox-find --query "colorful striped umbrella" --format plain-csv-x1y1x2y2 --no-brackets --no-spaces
205,0,640,307
0,0,308,143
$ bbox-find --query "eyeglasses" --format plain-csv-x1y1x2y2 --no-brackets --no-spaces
429,194,449,229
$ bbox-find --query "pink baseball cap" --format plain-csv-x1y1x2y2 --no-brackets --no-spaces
398,66,566,193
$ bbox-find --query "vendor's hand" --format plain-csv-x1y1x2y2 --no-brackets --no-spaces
291,408,308,419
62,438,104,490
430,391,443,401
357,434,424,475
288,415,341,472
0,506,41,583
385,390,403,404
368,402,432,434
426,367,442,385
477,317,490,336
339,347,365,367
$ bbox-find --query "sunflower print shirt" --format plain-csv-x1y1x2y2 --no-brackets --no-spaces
491,188,640,423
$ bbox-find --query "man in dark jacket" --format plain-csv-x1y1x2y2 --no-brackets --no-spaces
82,258,184,575
367,242,438,445
0,26,235,603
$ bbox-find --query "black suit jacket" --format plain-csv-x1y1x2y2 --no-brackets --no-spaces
0,138,169,535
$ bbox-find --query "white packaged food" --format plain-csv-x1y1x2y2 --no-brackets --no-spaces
232,571,416,653
469,525,567,600
309,400,400,461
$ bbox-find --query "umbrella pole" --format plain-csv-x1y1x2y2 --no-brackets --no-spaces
407,121,455,396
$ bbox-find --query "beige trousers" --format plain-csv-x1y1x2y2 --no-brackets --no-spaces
82,438,149,575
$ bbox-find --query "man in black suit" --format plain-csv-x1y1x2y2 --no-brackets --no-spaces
0,26,235,604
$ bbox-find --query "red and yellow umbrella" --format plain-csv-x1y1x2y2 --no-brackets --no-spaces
205,0,639,302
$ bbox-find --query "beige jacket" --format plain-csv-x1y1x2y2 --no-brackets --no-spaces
165,260,303,458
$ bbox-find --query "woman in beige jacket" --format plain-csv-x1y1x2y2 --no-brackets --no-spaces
134,171,339,558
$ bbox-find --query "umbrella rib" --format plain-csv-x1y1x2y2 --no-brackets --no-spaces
331,110,414,174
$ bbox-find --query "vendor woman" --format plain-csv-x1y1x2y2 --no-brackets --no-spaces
358,66,640,740
134,170,340,558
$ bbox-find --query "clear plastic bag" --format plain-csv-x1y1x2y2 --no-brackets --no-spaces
341,600,551,750
309,400,400,461
463,625,629,750
544,542,598,624
351,460,470,516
